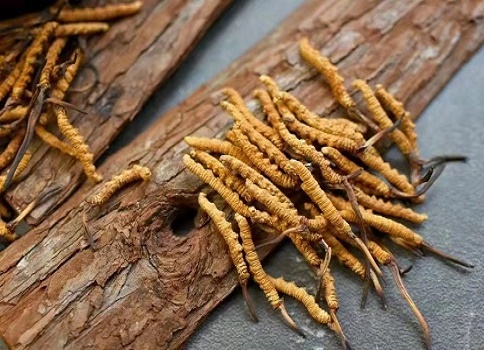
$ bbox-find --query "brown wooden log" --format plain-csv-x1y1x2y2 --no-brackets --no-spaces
3,0,232,225
0,0,482,349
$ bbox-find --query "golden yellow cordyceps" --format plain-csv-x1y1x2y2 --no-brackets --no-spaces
181,37,472,349
0,1,145,247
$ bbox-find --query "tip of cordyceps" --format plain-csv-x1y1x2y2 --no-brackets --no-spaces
330,310,351,350
278,301,305,338
421,241,474,268
389,261,432,350
299,37,311,50
241,281,258,323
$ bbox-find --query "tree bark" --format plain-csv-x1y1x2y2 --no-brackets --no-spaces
0,0,482,349
4,0,232,225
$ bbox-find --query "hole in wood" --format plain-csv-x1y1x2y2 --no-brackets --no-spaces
171,206,198,236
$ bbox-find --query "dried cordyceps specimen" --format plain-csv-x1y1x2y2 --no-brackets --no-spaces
86,165,151,206
236,214,300,332
56,105,102,182
353,188,427,224
258,77,364,140
222,101,295,180
223,87,284,149
56,1,142,23
375,84,418,153
198,194,256,321
183,154,252,217
358,150,415,195
39,37,68,91
34,125,77,158
54,22,110,37
182,38,471,349
299,38,379,133
0,1,143,244
191,150,252,202
0,56,24,101
269,276,350,348
220,154,292,208
321,146,391,196
287,159,382,276
353,79,412,156
184,136,252,165
10,21,58,103
227,127,298,188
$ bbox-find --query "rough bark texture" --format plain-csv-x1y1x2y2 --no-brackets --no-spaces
4,0,232,225
0,0,482,349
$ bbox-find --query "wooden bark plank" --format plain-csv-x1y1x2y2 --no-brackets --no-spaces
0,0,482,349
4,0,232,225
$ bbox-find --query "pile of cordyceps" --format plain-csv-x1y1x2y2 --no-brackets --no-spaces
183,38,472,349
0,1,142,242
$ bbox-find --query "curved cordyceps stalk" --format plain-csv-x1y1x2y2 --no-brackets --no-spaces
399,264,414,276
2,87,43,191
388,260,431,350
420,241,474,268
357,118,403,153
369,270,387,309
240,280,258,322
360,267,372,309
340,176,378,301
319,243,332,278
253,232,286,251
352,236,383,278
330,310,351,350
421,155,467,168
391,164,445,199
44,97,88,114
316,252,334,303
389,237,424,257
417,166,434,186
278,301,305,337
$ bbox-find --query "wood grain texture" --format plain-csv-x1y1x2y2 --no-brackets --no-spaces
4,0,232,225
0,0,482,349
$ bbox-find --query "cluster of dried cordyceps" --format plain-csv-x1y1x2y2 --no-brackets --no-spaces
0,1,142,242
183,38,471,349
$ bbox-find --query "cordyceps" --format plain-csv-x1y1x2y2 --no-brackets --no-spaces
0,2,142,245
182,38,473,349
